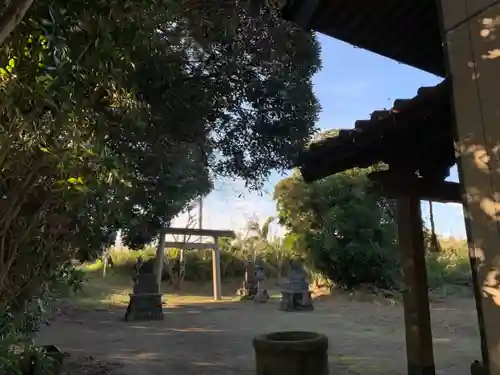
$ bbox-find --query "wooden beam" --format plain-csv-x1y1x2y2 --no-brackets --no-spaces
163,227,236,238
369,171,462,203
397,194,435,375
164,242,215,250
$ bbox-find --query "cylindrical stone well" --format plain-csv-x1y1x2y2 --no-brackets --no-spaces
253,331,329,375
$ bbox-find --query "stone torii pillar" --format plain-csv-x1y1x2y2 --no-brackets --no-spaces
438,1,500,374
212,236,222,301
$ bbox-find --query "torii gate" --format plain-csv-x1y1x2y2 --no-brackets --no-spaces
155,227,236,301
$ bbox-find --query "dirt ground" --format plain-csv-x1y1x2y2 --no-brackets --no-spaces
37,289,481,375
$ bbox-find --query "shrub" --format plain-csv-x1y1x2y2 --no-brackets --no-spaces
82,246,293,284
426,240,470,288
0,262,84,375
308,233,399,290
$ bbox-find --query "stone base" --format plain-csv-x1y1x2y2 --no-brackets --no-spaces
237,288,258,301
470,361,486,375
279,291,314,312
254,290,270,304
124,293,164,321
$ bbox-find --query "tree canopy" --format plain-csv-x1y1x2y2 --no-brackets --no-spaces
0,0,321,307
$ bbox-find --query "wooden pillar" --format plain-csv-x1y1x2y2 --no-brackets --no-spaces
397,194,435,375
437,1,500,374
212,236,222,301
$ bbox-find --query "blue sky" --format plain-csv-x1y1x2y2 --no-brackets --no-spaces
172,34,466,239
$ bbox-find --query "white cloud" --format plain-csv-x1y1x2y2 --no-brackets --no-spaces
170,177,284,238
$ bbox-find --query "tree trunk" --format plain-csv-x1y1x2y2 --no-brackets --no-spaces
0,0,34,46
428,200,441,253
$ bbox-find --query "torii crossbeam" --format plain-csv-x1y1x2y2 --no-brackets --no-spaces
156,227,236,301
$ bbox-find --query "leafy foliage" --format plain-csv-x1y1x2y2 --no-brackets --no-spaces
0,262,84,375
274,162,399,290
245,216,294,281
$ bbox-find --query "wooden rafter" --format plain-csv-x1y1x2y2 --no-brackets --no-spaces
280,0,445,76
299,81,455,183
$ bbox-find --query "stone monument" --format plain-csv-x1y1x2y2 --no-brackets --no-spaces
124,257,164,321
279,259,313,311
237,261,258,300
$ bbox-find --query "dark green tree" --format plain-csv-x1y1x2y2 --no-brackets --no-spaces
274,157,398,290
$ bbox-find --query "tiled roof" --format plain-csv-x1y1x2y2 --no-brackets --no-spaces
281,0,445,77
299,80,455,182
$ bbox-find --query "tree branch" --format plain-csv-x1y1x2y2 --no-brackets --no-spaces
0,0,34,46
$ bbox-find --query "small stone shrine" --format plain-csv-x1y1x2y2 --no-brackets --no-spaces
279,259,313,311
253,264,270,303
124,257,164,321
237,262,269,302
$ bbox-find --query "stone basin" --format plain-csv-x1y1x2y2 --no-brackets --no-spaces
253,331,329,375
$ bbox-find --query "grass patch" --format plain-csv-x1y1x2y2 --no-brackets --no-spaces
426,242,470,287
425,237,472,297
71,268,245,310
71,272,132,309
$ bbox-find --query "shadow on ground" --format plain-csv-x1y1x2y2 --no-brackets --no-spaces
40,295,481,375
